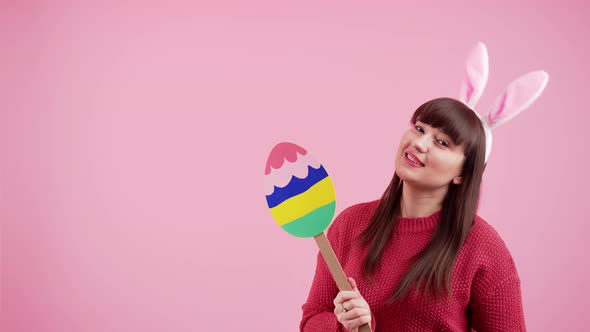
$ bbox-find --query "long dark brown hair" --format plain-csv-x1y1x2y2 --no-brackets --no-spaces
359,97,486,302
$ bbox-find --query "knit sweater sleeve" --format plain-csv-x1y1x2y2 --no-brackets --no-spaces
299,206,377,332
470,274,526,332
468,221,526,332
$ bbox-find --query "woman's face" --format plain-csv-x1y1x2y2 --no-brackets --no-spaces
395,121,466,190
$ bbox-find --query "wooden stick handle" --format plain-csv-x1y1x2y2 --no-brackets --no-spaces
314,232,373,332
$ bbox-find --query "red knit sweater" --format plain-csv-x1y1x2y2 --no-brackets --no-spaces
300,200,526,331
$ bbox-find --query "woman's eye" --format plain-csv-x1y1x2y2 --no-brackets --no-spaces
415,126,424,133
437,139,449,147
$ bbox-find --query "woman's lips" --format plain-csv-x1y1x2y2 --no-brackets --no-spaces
404,152,425,167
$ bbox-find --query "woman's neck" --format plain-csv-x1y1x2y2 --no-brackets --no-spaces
400,182,447,218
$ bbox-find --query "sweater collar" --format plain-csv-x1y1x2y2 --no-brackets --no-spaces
396,210,441,233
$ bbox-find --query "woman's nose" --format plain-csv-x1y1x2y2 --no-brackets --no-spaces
412,135,430,153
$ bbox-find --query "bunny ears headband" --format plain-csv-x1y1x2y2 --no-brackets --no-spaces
458,42,549,163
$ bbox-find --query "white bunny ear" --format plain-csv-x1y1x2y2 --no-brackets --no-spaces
485,70,549,129
459,42,489,109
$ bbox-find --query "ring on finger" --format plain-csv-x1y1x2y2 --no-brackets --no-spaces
341,303,348,313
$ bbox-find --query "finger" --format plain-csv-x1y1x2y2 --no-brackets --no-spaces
333,290,361,305
343,298,369,310
333,304,344,315
335,304,352,321
343,307,370,319
333,300,353,315
341,315,371,331
342,306,368,323
348,276,358,291
337,306,368,325
335,299,367,317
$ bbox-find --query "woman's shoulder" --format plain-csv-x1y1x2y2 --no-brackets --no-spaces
327,199,380,235
469,215,511,249
463,214,518,271
337,199,380,220
464,215,522,298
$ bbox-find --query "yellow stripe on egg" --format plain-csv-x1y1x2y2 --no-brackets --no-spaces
269,176,336,226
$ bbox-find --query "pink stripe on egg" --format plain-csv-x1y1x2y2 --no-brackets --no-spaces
263,152,322,195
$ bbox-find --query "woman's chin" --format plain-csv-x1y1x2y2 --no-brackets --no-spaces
395,168,416,183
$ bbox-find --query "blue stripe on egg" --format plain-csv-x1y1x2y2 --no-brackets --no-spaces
265,165,328,208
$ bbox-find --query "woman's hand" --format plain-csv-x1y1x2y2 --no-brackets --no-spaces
333,277,371,331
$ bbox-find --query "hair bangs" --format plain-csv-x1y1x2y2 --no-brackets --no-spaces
411,98,482,151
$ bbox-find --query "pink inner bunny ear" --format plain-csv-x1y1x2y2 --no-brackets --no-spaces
459,42,489,109
486,70,549,128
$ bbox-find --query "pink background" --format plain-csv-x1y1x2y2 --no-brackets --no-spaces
1,2,588,331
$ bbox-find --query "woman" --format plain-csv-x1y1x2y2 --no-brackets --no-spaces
299,97,524,331
299,42,548,331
